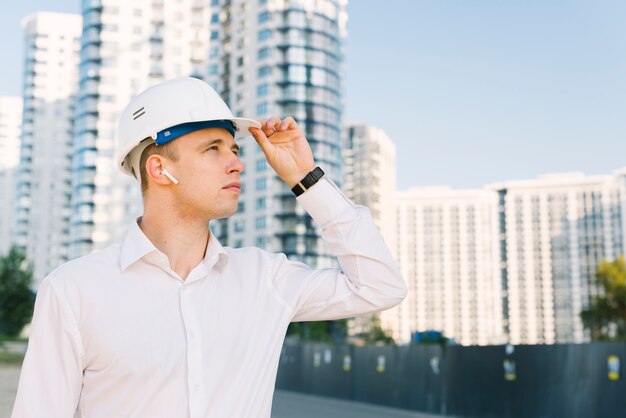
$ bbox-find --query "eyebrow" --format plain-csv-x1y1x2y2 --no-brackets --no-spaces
198,138,240,152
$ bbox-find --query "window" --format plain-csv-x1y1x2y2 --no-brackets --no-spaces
256,159,267,171
211,0,219,5
257,47,270,60
287,65,306,82
237,56,244,67
234,220,245,232
256,178,266,190
257,84,268,96
211,13,220,23
256,102,268,115
237,201,245,213
102,57,116,67
210,47,219,58
257,66,271,77
258,11,270,23
210,31,219,40
256,236,267,248
258,29,271,42
256,197,266,209
209,64,218,75
255,216,266,229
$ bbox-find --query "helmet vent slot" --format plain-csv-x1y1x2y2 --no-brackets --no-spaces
132,107,146,120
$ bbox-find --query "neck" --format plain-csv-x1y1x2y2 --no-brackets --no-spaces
139,205,210,281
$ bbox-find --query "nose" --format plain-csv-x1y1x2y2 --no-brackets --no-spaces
227,153,245,174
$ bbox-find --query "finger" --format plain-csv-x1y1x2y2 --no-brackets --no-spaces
279,116,297,131
261,117,279,137
264,117,283,134
248,126,272,152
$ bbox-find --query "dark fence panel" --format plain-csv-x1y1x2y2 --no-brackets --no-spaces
275,342,626,418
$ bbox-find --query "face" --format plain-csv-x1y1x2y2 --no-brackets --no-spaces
163,127,244,220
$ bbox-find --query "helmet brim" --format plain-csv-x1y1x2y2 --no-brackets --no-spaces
230,117,262,137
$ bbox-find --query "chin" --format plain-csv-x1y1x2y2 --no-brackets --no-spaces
210,206,238,220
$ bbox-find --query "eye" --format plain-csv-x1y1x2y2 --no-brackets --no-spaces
206,145,219,152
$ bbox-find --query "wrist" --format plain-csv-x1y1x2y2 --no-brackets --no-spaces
286,165,316,188
291,167,325,197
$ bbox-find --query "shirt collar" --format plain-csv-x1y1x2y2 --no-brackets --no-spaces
120,218,230,273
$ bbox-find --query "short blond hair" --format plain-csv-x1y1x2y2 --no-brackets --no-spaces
139,140,179,195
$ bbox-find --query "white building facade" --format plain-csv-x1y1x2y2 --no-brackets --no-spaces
13,13,81,283
71,0,347,272
343,124,396,245
491,172,626,344
70,0,213,258
387,188,503,346
209,0,347,269
0,96,23,255
343,124,397,337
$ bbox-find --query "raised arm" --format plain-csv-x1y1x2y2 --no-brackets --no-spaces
249,117,407,322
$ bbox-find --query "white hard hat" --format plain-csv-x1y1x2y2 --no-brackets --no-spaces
116,77,261,180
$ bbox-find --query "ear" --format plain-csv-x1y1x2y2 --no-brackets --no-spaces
145,155,171,186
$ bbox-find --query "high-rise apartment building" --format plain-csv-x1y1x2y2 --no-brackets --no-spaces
0,96,23,254
71,0,346,269
491,172,625,344
70,0,213,258
386,187,503,346
208,0,347,269
343,124,397,338
13,13,81,283
343,124,396,244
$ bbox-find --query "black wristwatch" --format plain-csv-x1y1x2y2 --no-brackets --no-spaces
291,167,325,197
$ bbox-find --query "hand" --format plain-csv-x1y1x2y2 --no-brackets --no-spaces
249,116,316,188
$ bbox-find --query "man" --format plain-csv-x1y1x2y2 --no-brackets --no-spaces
12,77,406,417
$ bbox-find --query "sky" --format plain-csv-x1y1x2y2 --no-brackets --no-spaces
2,1,625,190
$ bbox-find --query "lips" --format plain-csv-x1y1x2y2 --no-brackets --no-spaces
223,181,241,192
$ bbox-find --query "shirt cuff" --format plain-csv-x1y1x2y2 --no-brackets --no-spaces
296,177,353,227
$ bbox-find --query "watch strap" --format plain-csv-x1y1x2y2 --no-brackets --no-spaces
291,167,325,197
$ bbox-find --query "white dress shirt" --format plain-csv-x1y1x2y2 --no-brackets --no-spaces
12,177,407,418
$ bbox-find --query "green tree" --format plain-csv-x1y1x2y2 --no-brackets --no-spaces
287,319,348,343
0,247,35,338
356,314,395,345
580,256,626,341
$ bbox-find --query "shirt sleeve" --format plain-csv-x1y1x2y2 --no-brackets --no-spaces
11,274,84,418
269,177,407,322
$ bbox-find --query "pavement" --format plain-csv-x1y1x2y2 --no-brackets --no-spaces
1,364,441,418
272,391,443,418
0,365,20,418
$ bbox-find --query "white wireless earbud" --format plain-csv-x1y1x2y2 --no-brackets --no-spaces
161,168,179,184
